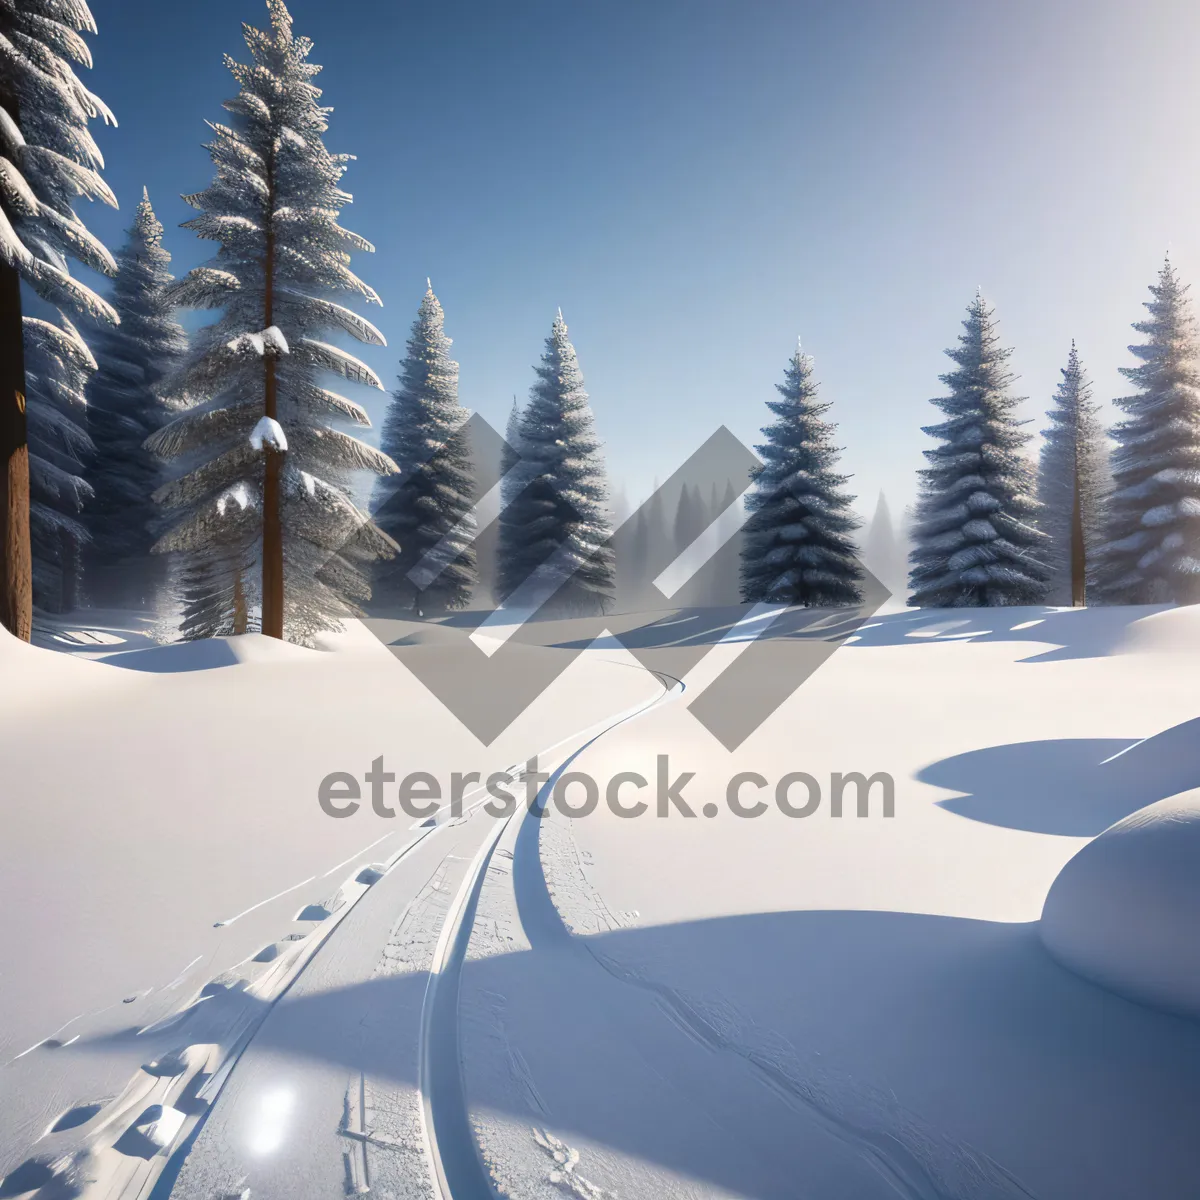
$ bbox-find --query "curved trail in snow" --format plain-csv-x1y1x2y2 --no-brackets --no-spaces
132,659,679,1200
418,670,686,1200
505,697,1037,1200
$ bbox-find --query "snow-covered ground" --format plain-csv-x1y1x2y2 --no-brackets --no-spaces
3,603,1200,1199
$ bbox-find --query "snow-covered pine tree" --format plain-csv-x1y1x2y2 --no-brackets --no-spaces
740,342,863,606
500,395,522,502
372,283,475,614
495,311,614,615
1093,260,1200,604
1036,342,1108,605
25,313,95,612
909,295,1049,607
1,0,118,637
86,189,186,606
149,0,398,645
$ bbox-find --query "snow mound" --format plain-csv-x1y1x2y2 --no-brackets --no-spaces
1041,788,1200,1019
99,633,316,672
1115,604,1200,655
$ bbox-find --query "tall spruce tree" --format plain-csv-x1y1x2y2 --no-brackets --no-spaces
909,295,1049,607
86,189,186,606
500,395,522,501
1,0,117,637
149,0,398,646
496,311,614,615
1036,342,1108,606
373,283,475,613
740,342,862,606
1093,260,1200,604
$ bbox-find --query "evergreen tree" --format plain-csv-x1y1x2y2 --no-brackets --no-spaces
1,0,117,638
620,501,649,608
149,0,398,646
740,342,862,606
373,283,475,613
1093,260,1200,604
25,314,94,612
494,395,524,603
909,296,1049,607
496,311,614,615
672,482,704,556
86,189,186,606
863,490,904,598
618,478,669,610
611,480,631,529
500,395,523,502
1036,342,1108,605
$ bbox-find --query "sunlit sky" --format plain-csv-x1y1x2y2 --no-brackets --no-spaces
84,0,1200,522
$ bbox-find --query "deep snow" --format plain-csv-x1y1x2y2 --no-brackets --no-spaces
1042,786,1200,1021
2,602,1200,1199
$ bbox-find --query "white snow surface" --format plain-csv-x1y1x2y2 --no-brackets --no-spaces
0,615,661,1192
1041,787,1200,1019
4,602,1200,1199
458,602,1200,1200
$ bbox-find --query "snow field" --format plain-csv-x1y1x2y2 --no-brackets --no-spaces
458,604,1200,1198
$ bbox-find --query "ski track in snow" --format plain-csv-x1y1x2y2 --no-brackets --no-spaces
451,725,1039,1200
7,643,1037,1200
0,833,435,1200
524,802,1039,1200
0,666,678,1200
340,857,459,1200
418,672,686,1200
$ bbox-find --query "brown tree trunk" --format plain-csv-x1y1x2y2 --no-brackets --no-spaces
1070,455,1086,607
232,570,248,634
0,258,31,641
260,154,285,640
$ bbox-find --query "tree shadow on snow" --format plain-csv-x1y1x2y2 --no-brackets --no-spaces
920,716,1200,836
95,639,241,673
845,603,1175,662
531,602,1171,664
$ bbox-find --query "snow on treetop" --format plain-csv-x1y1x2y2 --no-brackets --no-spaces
249,416,288,454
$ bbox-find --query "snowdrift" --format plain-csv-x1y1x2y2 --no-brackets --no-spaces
1041,788,1200,1019
1116,603,1200,656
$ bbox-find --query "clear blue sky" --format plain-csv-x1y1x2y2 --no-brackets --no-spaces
83,0,1200,521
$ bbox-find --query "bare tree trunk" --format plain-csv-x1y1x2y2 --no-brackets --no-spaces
0,257,31,641
1070,455,1086,607
232,570,248,634
260,153,285,640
